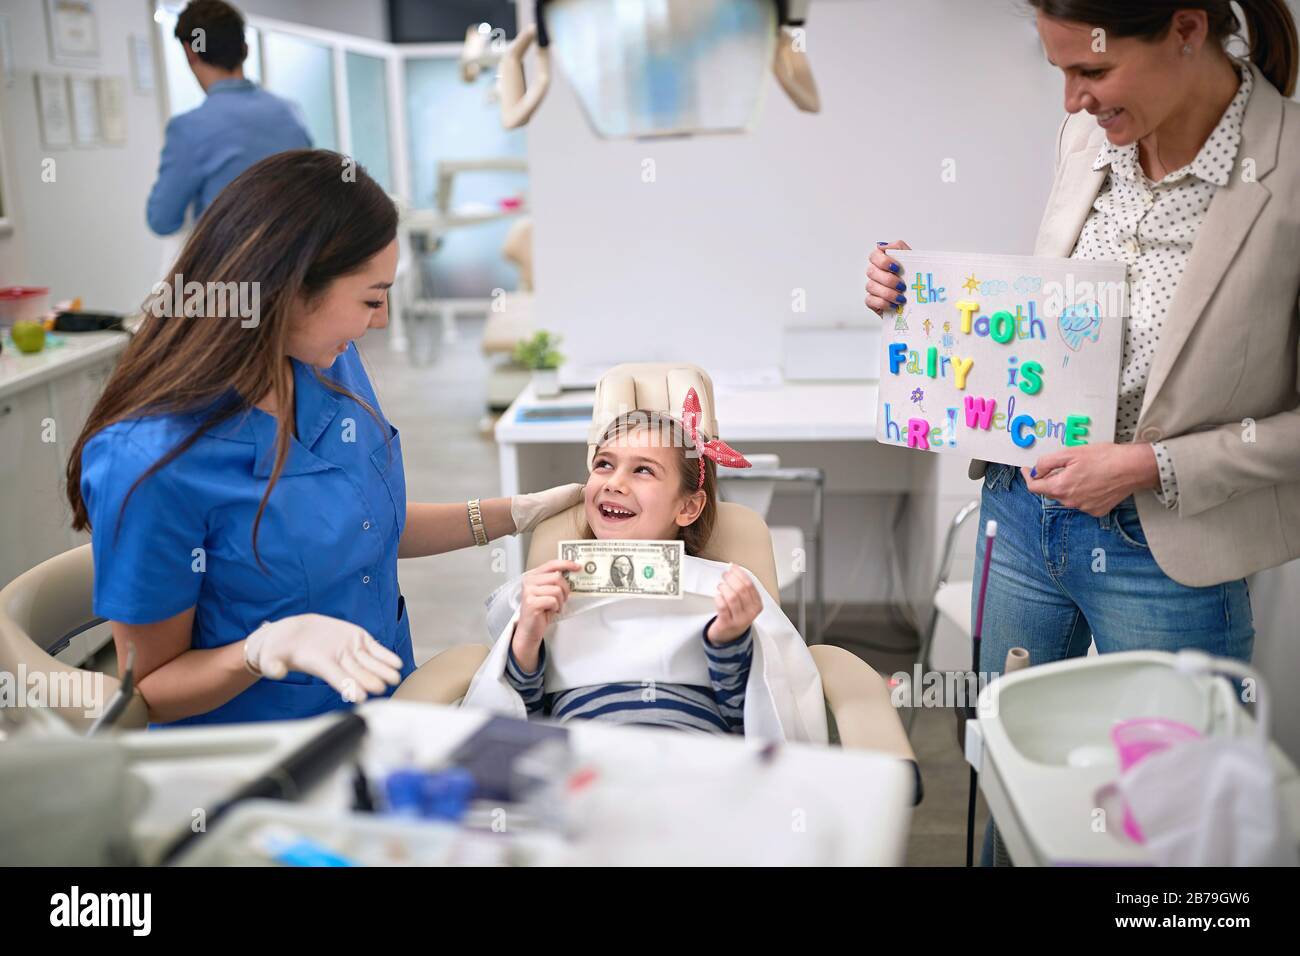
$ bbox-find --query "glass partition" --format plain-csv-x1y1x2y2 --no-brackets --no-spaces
345,52,393,192
261,31,338,150
405,56,528,296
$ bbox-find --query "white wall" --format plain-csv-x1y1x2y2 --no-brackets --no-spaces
524,0,1057,369
0,0,387,311
520,0,1057,608
0,0,167,310
241,0,388,42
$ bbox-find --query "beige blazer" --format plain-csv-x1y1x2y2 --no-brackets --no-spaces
969,62,1300,587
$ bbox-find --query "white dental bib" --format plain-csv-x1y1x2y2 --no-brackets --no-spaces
464,556,828,743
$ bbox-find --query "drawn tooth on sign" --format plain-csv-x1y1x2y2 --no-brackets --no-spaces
1058,301,1102,368
894,309,909,332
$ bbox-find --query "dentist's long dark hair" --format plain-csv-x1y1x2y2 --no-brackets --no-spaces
1029,0,1297,96
66,150,397,560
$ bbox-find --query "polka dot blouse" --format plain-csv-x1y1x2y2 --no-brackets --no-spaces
1070,60,1252,509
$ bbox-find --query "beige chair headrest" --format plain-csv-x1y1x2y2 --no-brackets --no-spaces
586,363,718,470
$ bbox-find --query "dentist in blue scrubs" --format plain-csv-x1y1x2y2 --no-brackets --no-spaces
66,150,580,726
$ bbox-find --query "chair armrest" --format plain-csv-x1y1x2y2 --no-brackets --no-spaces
811,644,914,761
393,644,491,705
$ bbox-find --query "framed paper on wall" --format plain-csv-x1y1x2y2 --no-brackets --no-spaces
35,73,74,149
68,75,101,145
45,0,100,68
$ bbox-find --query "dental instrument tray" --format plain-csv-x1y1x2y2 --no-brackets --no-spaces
448,715,570,802
171,799,566,866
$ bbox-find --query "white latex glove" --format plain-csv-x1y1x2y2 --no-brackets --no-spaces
244,613,404,703
510,482,584,534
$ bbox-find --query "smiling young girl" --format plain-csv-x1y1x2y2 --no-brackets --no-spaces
504,396,765,733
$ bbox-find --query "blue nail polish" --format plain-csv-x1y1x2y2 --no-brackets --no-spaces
896,281,906,292
1030,467,1038,478
895,294,905,304
889,263,900,273
877,241,887,246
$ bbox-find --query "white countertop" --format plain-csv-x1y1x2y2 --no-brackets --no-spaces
0,330,130,401
125,699,913,866
495,379,880,444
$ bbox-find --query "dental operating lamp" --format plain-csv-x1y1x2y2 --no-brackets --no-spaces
492,0,819,138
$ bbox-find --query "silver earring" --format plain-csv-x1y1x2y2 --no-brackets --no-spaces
1182,44,1193,55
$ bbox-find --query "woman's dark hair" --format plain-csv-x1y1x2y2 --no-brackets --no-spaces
590,410,718,557
175,0,248,71
66,149,397,560
1029,0,1297,96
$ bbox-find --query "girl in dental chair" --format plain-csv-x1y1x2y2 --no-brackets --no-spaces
463,390,828,742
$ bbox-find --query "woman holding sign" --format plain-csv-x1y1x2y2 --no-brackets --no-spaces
866,0,1300,847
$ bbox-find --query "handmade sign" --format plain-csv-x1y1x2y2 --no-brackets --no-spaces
876,251,1127,467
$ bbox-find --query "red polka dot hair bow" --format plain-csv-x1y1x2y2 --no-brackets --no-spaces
681,387,751,489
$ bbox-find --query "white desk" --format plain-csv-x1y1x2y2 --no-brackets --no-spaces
493,379,932,587
127,700,914,866
495,380,880,448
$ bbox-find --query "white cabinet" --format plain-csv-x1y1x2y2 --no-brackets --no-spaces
48,358,117,554
0,333,128,588
0,384,69,588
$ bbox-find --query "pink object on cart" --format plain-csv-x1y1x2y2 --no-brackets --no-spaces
1112,717,1202,842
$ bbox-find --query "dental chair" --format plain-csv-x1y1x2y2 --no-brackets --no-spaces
397,363,918,789
0,544,148,732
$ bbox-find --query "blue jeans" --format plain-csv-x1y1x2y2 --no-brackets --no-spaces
972,463,1255,864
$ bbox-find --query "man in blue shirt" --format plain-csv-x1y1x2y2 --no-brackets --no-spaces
147,0,311,235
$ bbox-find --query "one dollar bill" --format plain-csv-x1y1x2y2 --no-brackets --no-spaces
559,540,684,599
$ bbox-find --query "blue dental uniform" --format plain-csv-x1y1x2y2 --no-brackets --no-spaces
80,343,415,725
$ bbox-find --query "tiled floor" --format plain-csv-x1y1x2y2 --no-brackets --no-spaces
361,318,988,866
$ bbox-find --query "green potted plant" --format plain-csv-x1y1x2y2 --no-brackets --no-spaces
513,330,564,397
